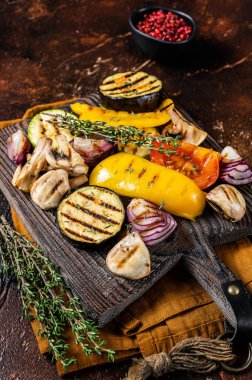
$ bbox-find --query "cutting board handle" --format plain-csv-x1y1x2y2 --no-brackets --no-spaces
184,240,252,343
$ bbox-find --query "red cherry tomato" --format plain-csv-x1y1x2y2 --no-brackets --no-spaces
150,141,221,189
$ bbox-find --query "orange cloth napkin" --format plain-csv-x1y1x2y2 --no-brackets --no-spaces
2,102,252,377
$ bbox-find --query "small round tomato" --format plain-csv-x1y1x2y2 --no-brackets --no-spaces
150,141,221,189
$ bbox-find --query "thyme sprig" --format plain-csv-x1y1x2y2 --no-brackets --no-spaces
48,113,180,155
0,216,115,369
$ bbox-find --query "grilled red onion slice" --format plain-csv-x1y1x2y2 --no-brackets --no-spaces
127,198,177,246
73,137,114,167
7,130,31,165
220,146,252,185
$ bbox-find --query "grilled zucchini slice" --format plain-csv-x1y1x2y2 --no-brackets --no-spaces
99,71,162,113
28,109,76,147
58,186,125,244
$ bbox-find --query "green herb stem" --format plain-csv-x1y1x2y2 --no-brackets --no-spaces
48,113,180,155
0,217,115,369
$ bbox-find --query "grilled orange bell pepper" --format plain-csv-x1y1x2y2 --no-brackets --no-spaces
89,153,206,220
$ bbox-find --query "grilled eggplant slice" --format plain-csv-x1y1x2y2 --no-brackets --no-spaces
28,110,76,147
99,71,162,113
58,186,125,244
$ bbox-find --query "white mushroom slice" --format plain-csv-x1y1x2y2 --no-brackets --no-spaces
106,232,151,280
31,169,70,210
12,163,23,187
12,137,52,192
206,184,246,222
46,134,88,177
163,108,207,146
68,174,88,189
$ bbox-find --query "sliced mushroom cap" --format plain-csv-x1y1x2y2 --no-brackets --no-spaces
12,137,52,192
46,134,88,177
106,232,151,280
31,169,70,210
68,174,88,189
163,108,207,146
206,184,246,222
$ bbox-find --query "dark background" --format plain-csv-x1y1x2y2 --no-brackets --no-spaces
0,0,251,379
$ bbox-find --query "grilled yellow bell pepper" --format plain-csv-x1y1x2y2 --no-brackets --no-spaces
89,153,206,220
70,98,174,129
156,98,174,112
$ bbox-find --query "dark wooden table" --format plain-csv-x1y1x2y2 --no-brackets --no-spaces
0,1,251,379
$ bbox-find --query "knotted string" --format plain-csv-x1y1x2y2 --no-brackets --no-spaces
124,337,234,380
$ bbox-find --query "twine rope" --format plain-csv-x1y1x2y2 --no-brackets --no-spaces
124,337,234,380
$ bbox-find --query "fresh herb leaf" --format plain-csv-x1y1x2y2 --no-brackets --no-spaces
126,223,132,232
159,200,166,209
127,167,134,174
0,217,115,368
48,114,179,157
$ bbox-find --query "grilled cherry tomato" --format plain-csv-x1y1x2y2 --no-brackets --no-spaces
150,141,221,189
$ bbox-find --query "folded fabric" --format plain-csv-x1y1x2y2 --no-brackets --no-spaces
2,101,252,377
11,209,252,376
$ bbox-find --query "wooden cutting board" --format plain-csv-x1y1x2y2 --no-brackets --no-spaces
0,94,251,327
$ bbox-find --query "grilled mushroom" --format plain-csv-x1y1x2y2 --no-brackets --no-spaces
162,108,207,146
46,135,88,177
68,174,88,189
106,232,151,280
31,169,70,210
206,184,246,222
12,137,52,192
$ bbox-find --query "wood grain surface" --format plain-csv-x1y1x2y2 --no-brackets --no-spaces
0,0,251,379
0,96,181,327
1,94,251,329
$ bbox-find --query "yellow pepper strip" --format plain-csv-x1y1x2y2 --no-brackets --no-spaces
89,153,206,221
70,98,174,130
156,98,174,112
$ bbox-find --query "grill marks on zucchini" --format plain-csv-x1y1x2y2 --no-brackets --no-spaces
60,212,113,235
77,192,122,213
65,200,119,225
64,228,97,242
58,186,125,244
28,110,75,147
39,117,61,137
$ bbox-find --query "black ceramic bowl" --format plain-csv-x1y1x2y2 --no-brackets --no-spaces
129,5,197,58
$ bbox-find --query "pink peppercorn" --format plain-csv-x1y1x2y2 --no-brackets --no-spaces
137,10,192,42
